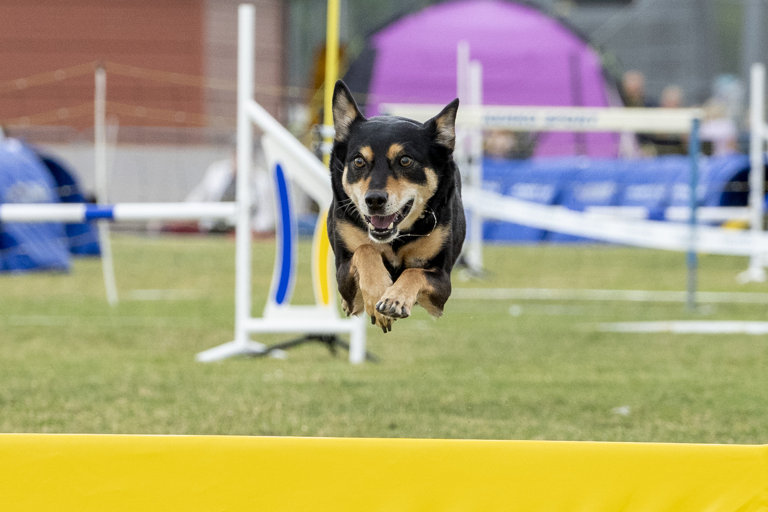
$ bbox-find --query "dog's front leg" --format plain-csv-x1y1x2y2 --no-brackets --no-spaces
351,245,395,332
335,257,363,317
376,268,451,319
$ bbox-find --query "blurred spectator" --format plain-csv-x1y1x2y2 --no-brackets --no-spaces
184,146,274,235
710,74,745,123
651,84,687,155
698,74,745,155
621,70,658,156
484,130,537,159
659,84,684,109
700,100,739,156
621,70,656,108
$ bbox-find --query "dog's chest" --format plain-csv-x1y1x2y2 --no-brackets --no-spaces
389,229,447,269
337,219,448,270
367,231,446,270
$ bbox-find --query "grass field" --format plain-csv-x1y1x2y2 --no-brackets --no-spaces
1,234,767,443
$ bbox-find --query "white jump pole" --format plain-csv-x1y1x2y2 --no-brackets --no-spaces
0,203,237,223
739,62,767,283
244,101,331,206
233,3,258,353
195,4,268,362
467,59,484,272
456,41,484,273
94,64,119,306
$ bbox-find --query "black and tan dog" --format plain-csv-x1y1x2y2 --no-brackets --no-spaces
327,81,465,332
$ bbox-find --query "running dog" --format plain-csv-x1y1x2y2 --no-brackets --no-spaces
327,81,465,333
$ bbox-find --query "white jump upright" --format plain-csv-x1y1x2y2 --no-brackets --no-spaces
455,42,484,273
93,64,119,306
195,4,366,364
739,62,767,283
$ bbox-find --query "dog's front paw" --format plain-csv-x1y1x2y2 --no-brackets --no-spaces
375,296,411,319
376,284,418,319
360,277,391,317
360,281,396,333
370,310,395,333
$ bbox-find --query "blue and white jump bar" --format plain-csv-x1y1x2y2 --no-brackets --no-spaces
0,202,237,223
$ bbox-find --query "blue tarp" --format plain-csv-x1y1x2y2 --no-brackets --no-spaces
0,139,70,272
481,154,753,243
39,155,101,256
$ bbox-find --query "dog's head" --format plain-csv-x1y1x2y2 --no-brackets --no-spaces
331,81,459,244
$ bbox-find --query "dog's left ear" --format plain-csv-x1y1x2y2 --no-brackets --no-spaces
425,99,459,151
332,80,365,143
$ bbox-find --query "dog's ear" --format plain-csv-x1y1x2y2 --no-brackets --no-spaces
425,99,459,151
332,81,364,143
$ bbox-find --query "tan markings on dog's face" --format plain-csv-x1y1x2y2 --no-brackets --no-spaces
359,145,374,162
342,145,375,214
387,143,405,161
396,225,448,267
342,168,370,212
337,220,397,264
395,166,439,232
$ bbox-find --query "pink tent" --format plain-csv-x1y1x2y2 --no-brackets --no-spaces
343,0,623,157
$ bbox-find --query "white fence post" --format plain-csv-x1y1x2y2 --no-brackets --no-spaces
739,62,767,283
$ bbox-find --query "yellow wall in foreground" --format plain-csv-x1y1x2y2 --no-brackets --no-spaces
1,435,767,511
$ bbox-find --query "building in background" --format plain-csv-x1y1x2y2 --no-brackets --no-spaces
0,0,284,143
1,0,765,141
0,0,764,201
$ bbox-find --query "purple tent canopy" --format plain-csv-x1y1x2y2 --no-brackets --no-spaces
344,0,622,157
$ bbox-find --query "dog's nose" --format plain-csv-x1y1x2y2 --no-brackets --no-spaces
364,190,388,211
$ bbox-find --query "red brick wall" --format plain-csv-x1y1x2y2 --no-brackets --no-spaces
0,0,206,129
204,0,285,124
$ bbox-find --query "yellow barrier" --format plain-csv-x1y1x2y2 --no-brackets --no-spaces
1,435,767,511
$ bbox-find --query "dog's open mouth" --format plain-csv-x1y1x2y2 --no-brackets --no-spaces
364,200,413,241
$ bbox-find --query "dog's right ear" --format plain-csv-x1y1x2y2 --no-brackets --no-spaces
332,81,364,143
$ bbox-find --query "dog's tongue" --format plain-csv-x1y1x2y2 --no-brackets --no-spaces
370,214,397,230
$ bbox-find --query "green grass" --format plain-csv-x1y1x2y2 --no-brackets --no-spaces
1,235,767,443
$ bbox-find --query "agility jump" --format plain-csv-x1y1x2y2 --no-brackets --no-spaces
384,89,768,307
0,4,366,364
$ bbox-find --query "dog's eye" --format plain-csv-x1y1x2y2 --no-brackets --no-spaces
352,156,366,168
399,155,413,168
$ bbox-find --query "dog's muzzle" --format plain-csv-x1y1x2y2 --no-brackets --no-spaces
363,199,414,242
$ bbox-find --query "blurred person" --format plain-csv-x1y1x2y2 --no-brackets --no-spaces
701,74,746,154
621,70,655,108
700,99,739,156
484,130,516,159
659,84,684,108
711,74,745,122
651,84,687,155
185,146,274,235
484,130,537,159
621,70,658,156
